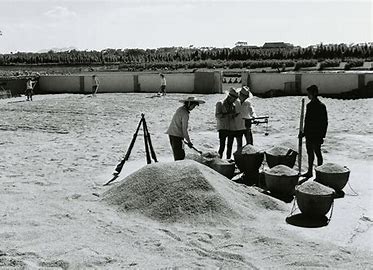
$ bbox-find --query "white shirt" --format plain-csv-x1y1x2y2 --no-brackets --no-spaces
161,77,166,86
166,106,191,142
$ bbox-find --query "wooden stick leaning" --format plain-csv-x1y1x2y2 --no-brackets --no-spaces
298,98,305,176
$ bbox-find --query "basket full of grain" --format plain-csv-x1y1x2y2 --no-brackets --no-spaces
264,165,299,196
295,181,335,217
315,163,350,191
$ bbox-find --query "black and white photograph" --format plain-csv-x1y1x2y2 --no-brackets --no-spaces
0,0,372,269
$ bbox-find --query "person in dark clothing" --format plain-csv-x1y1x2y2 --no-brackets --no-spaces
299,85,328,178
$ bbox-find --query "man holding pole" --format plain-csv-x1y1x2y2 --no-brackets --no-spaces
299,85,328,179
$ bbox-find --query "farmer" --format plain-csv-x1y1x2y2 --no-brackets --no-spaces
158,73,166,96
166,96,205,161
238,86,257,145
299,85,328,179
215,88,239,159
25,77,36,101
92,75,100,96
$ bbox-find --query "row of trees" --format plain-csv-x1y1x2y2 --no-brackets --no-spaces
0,44,372,69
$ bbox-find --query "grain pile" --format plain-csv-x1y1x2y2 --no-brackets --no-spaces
266,165,298,176
186,150,220,166
316,163,349,173
235,144,262,155
266,146,291,156
297,181,335,196
103,160,241,223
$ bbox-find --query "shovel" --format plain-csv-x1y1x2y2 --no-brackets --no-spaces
184,140,202,155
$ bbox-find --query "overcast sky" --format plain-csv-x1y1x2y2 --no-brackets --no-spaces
0,0,372,53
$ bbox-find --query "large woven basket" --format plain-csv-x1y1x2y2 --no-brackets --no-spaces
264,173,299,196
234,151,264,174
295,186,334,217
209,160,236,179
265,149,297,169
315,166,350,191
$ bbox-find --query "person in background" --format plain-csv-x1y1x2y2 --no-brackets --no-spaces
299,85,328,179
92,75,100,97
238,86,257,145
215,88,239,159
25,77,36,101
159,73,167,96
166,96,205,160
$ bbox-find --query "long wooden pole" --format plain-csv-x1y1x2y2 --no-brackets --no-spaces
298,98,305,175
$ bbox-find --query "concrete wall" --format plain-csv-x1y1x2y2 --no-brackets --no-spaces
248,73,297,94
301,73,358,94
39,76,81,94
83,73,134,93
36,72,222,94
0,78,30,96
243,72,373,96
137,73,195,93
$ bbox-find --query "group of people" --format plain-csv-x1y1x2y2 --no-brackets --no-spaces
166,86,257,161
215,86,257,159
167,84,328,180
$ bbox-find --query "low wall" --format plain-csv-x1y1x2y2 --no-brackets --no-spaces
35,71,222,95
243,72,373,98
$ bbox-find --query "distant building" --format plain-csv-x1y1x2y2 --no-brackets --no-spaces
263,42,294,49
234,41,259,49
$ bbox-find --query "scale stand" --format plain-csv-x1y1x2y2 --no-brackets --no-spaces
103,113,157,186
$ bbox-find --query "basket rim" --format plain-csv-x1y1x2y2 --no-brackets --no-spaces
295,187,335,197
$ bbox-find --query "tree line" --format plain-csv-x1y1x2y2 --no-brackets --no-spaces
0,43,372,71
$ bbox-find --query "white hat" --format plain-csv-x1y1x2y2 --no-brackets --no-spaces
239,86,253,98
179,96,205,104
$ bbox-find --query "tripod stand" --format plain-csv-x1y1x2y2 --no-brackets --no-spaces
104,113,157,186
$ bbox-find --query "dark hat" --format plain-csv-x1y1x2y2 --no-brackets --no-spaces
307,85,319,95
228,87,239,98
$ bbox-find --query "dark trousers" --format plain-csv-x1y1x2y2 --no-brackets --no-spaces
218,130,242,159
169,135,185,161
244,120,253,145
160,85,166,95
305,138,323,174
244,129,253,145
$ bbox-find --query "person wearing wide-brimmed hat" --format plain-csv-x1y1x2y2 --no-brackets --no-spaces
238,86,257,145
215,88,239,159
166,96,205,160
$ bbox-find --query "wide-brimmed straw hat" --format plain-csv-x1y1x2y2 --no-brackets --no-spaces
179,96,205,104
228,87,239,98
239,86,253,98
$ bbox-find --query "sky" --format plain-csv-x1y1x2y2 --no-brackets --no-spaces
0,0,372,53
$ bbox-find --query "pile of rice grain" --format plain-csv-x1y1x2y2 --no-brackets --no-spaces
235,144,262,155
297,181,335,195
316,163,349,173
266,146,291,156
266,164,298,176
102,160,240,223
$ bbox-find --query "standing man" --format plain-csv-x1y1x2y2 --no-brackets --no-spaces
166,96,205,160
92,74,100,97
25,77,36,101
215,88,239,159
238,86,257,145
299,85,328,179
159,73,166,96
